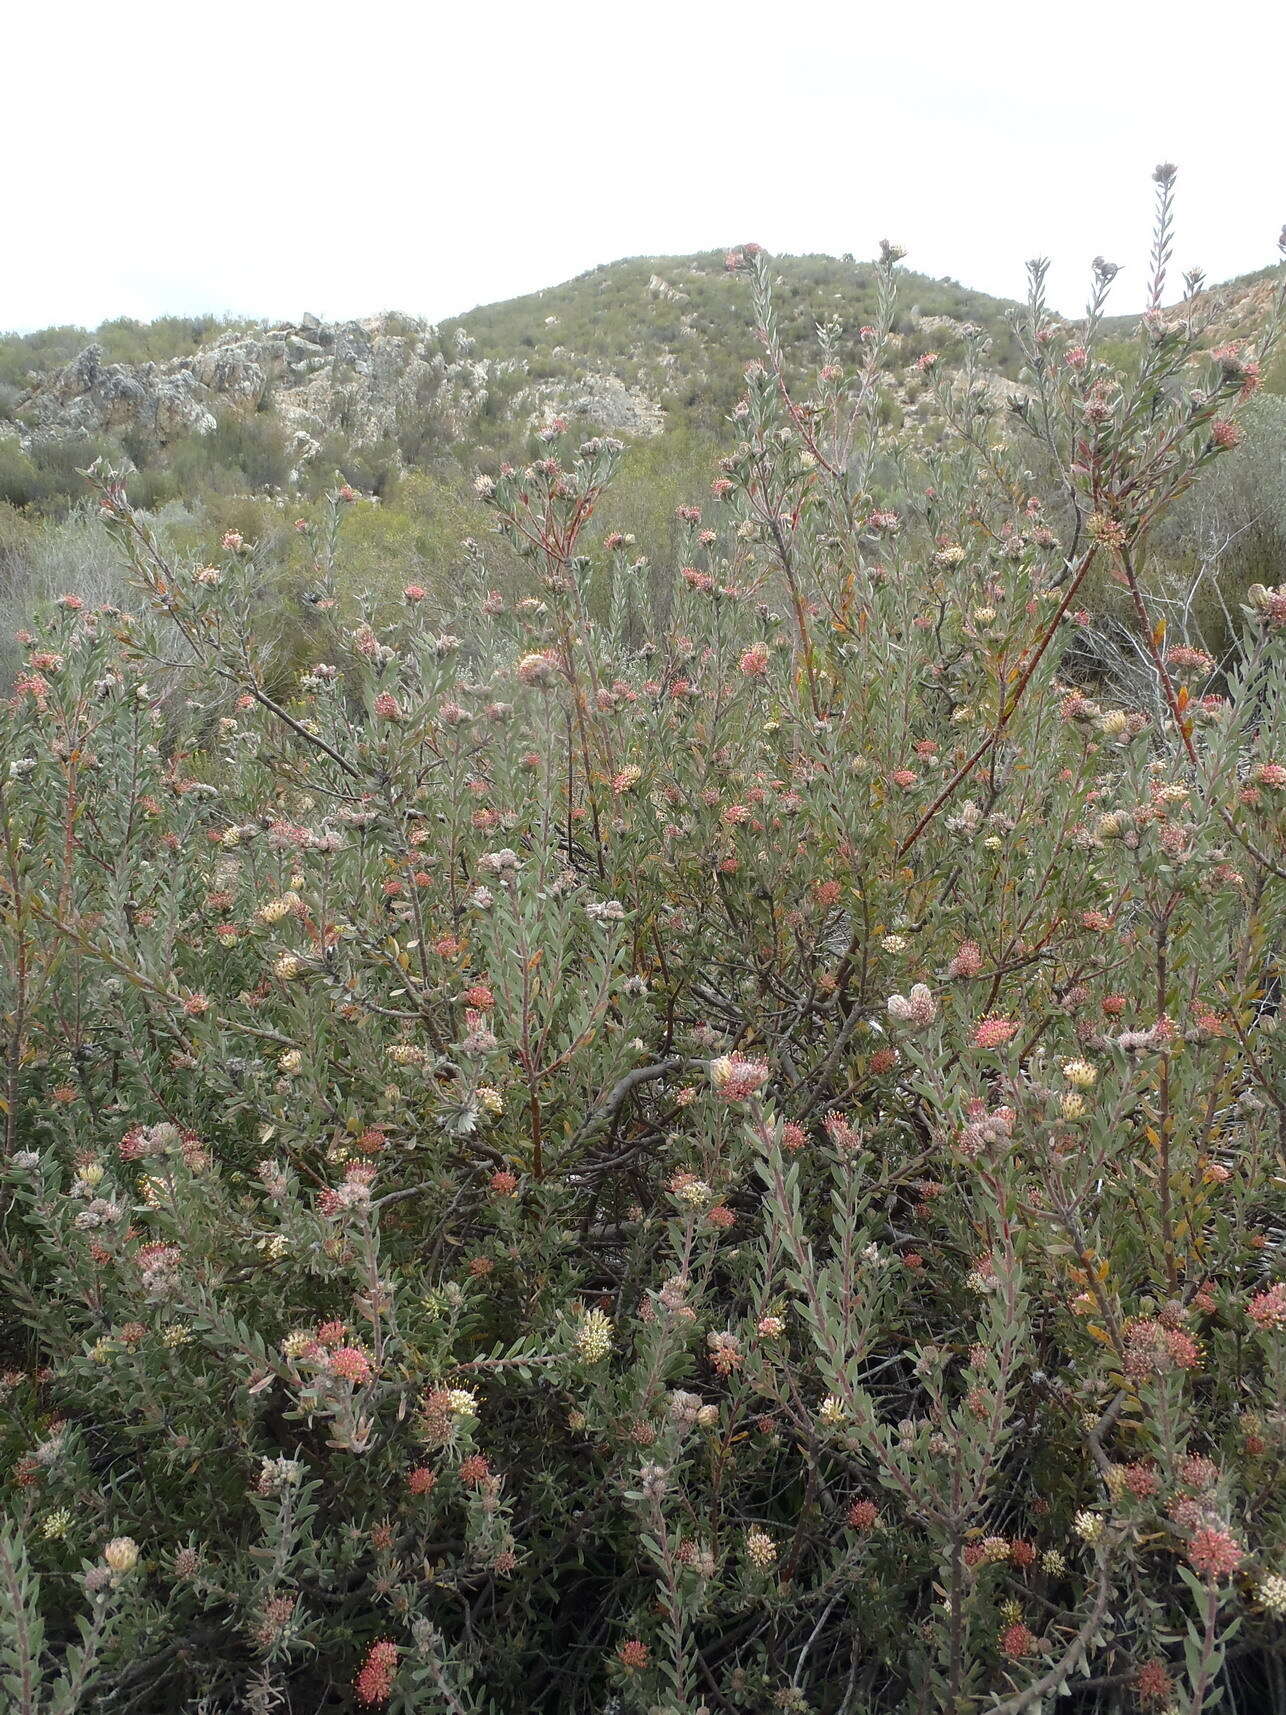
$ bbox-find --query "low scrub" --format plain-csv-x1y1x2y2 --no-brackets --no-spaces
1,176,1285,1713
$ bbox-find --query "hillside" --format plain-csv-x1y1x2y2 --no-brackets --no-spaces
0,252,1033,506
4,250,1282,518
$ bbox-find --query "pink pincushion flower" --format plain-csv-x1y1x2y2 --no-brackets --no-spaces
1123,1461,1161,1499
972,1016,1018,1050
1248,1282,1286,1329
1177,1453,1219,1492
823,1111,862,1153
846,1499,879,1531
709,1054,770,1102
1187,1527,1243,1580
329,1346,372,1385
707,1330,744,1375
354,1639,398,1704
739,643,770,677
1164,645,1214,673
1122,1317,1201,1380
999,1622,1037,1659
947,940,983,979
886,984,937,1028
516,652,559,687
1136,1660,1172,1705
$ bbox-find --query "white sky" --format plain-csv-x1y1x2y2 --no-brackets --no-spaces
7,0,1284,335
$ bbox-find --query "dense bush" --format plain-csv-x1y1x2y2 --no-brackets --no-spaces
2,178,1286,1714
0,436,122,516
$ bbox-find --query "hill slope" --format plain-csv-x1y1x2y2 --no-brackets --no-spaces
0,253,1030,492
1,250,1281,516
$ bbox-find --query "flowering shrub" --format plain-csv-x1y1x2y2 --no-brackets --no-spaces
2,175,1285,1713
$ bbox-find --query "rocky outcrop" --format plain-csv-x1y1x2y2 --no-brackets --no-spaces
15,311,666,465
521,373,664,437
20,344,219,441
18,314,465,456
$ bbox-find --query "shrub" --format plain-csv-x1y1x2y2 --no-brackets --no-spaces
0,439,47,510
1,177,1285,1714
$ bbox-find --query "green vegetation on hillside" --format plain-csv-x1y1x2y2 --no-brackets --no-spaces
1,249,1282,682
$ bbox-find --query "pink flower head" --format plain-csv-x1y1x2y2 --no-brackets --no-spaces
516,652,560,688
329,1346,372,1385
354,1639,399,1704
999,1622,1037,1659
1248,1282,1286,1329
947,940,983,979
1136,1660,1172,1706
709,1054,770,1103
822,1111,862,1153
1164,645,1214,674
1187,1527,1243,1580
972,1016,1019,1051
1122,1316,1201,1380
1177,1453,1219,1493
886,984,937,1028
707,1330,744,1375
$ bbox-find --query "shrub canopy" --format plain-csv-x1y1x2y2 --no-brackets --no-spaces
2,192,1286,1714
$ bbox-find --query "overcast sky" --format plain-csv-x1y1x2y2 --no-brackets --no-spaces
8,0,1283,335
